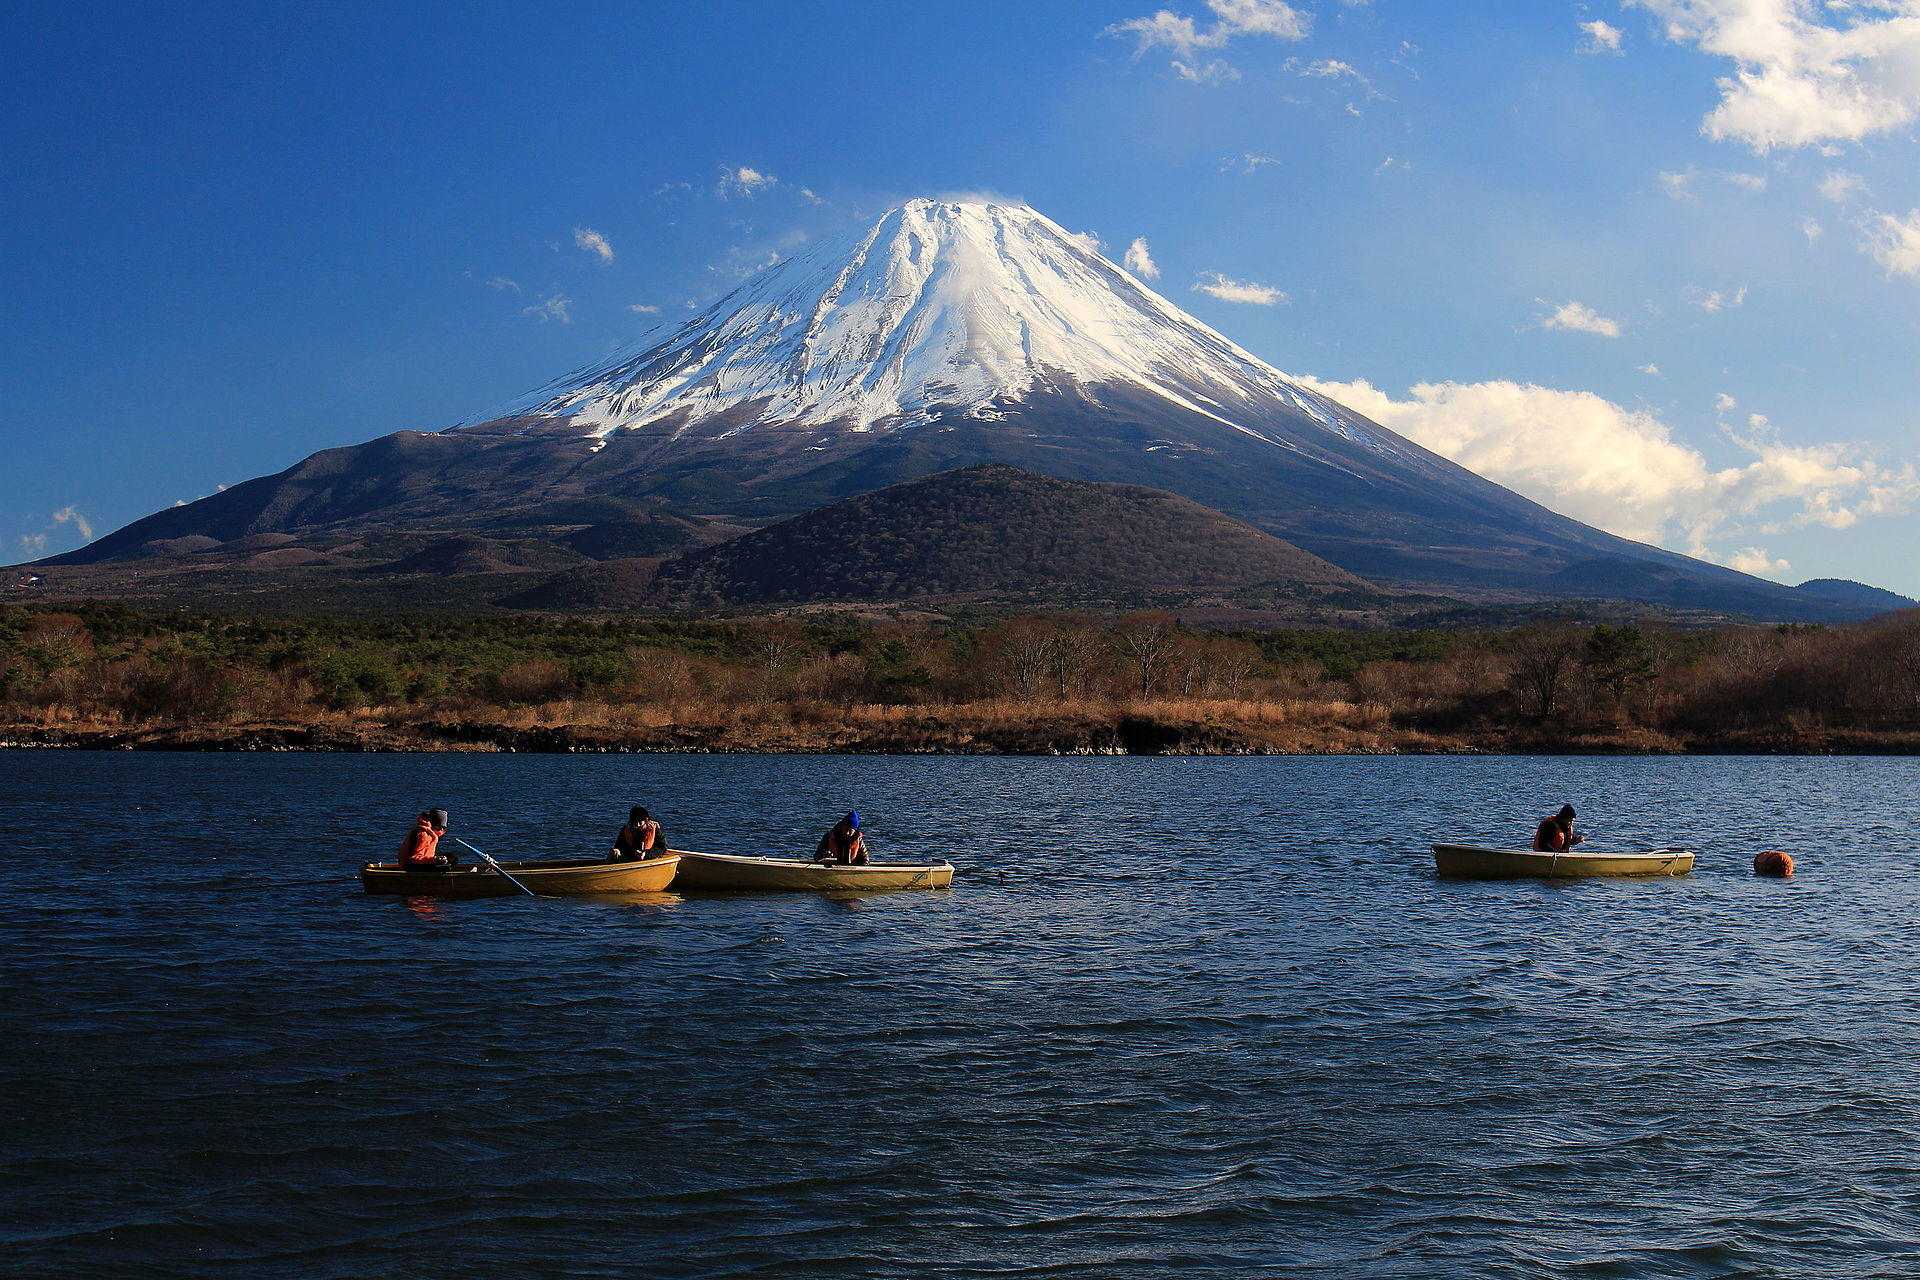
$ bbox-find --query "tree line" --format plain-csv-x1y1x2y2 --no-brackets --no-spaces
2,602,1917,743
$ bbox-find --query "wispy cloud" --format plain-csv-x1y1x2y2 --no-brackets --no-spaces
573,228,614,262
717,165,778,198
1193,272,1287,304
1578,20,1624,54
1865,208,1920,277
629,303,662,314
1123,237,1161,279
485,277,521,293
18,533,47,555
1220,152,1279,173
1658,166,1769,200
51,505,92,542
1687,284,1749,312
523,294,573,324
1176,58,1242,82
1537,300,1623,337
1106,0,1312,81
1819,169,1869,203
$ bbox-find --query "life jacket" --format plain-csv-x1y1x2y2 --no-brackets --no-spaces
619,820,659,854
1533,820,1569,853
400,819,442,868
825,828,863,860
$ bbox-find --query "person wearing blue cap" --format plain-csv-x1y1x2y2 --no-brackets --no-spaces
813,811,869,865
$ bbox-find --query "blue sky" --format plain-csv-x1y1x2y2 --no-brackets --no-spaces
5,1,1917,592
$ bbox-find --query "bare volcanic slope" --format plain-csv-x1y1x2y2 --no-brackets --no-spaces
43,199,1901,621
515,465,1370,608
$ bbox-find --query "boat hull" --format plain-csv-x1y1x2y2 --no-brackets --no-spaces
1432,844,1695,879
361,855,681,898
674,850,953,891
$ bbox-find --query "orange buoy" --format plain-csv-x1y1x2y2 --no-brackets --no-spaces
1753,850,1794,878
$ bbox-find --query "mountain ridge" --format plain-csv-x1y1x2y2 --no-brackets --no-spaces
32,198,1907,622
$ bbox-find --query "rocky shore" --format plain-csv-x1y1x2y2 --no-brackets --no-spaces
6,716,1918,756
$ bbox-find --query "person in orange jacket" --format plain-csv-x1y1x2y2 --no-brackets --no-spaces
1533,805,1584,853
612,806,668,861
400,809,455,872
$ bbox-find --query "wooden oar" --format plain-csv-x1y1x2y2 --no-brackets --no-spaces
453,837,540,898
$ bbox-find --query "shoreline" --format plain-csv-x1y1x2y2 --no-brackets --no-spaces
7,718,1919,757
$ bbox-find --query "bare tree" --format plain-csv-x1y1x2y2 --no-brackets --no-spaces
1113,614,1177,699
985,617,1057,700
1049,618,1106,699
1508,627,1584,722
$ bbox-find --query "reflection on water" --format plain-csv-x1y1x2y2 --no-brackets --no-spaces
3,751,1920,1279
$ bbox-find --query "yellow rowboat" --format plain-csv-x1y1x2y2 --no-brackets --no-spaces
673,850,954,892
1432,844,1695,879
360,854,682,898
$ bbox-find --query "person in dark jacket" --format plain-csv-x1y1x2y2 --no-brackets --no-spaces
399,809,456,872
612,807,668,861
814,811,868,865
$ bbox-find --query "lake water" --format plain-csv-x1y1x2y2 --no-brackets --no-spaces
3,751,1918,1279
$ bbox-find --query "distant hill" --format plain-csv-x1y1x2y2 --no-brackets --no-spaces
1792,578,1918,614
627,464,1369,607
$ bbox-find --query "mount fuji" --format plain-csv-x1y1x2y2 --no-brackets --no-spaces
46,199,1884,619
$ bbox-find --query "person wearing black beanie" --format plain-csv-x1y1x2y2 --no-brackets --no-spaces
612,806,668,862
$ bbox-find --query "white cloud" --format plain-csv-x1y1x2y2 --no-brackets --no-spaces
717,166,778,198
1376,156,1411,173
1292,374,1919,558
1579,19,1626,53
1537,299,1624,337
19,533,47,555
1629,0,1920,152
523,294,572,324
1688,284,1750,310
1716,392,1739,412
1292,57,1365,79
1819,168,1869,201
1211,0,1313,39
1175,58,1242,81
1802,216,1825,241
629,303,661,313
1062,229,1104,255
1659,168,1701,199
1193,272,1288,304
1123,237,1162,278
1658,165,1770,199
485,277,521,293
51,505,92,542
1640,363,1664,375
1106,0,1311,79
572,228,613,262
1723,546,1792,577
1865,207,1920,275
1221,152,1280,172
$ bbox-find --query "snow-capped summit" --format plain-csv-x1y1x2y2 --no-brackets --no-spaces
456,198,1412,467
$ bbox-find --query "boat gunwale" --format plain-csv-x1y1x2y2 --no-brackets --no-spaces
1430,843,1695,878
674,849,952,874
